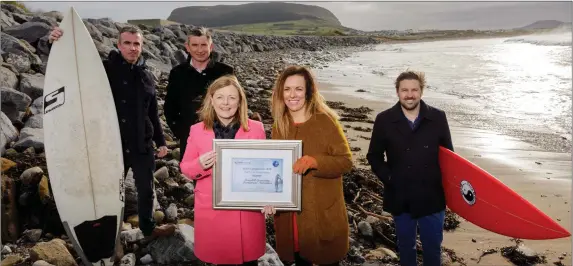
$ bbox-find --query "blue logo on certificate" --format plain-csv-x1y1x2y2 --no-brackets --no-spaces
231,158,284,193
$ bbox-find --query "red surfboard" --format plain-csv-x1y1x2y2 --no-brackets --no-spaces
439,147,570,240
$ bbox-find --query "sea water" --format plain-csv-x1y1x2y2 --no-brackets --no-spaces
316,30,572,153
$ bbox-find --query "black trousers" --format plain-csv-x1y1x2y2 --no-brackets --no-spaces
294,253,340,266
177,126,191,161
124,150,156,236
179,137,187,161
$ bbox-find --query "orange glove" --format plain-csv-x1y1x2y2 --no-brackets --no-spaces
293,155,318,175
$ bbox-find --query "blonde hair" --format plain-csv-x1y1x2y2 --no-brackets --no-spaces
198,75,249,131
270,65,339,138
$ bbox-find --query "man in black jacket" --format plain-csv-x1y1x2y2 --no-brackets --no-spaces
164,27,234,160
48,26,176,239
367,71,453,266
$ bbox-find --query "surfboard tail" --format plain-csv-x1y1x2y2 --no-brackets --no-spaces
73,215,118,262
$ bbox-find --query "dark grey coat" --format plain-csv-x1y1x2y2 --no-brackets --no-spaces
367,100,454,218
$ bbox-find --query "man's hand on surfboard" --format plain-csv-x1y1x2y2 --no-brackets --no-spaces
157,146,168,158
48,27,63,43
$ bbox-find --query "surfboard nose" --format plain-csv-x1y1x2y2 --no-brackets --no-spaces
490,210,569,240
543,224,571,239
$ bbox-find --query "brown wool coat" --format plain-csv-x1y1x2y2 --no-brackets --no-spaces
272,112,353,264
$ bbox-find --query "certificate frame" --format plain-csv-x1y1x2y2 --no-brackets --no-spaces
212,139,302,211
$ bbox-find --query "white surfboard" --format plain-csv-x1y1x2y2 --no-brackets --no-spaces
43,7,124,266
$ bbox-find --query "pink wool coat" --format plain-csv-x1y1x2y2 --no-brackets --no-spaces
180,119,267,264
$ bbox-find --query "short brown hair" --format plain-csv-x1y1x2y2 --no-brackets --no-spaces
188,26,212,42
394,70,426,91
198,75,249,131
118,25,143,42
119,25,143,35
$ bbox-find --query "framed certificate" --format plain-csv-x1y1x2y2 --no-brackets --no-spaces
212,139,302,211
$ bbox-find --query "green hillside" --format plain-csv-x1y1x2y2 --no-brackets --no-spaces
166,2,357,36
215,19,349,36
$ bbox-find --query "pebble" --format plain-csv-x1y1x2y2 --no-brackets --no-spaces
166,203,178,221
32,260,55,266
357,221,373,237
167,159,179,167
517,244,537,258
2,245,12,254
121,229,145,243
184,182,195,193
23,228,42,242
120,253,136,266
140,254,153,264
154,166,169,180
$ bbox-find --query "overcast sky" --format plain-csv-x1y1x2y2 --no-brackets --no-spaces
23,1,572,31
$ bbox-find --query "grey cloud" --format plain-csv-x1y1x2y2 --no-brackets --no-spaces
315,2,572,30
23,1,573,31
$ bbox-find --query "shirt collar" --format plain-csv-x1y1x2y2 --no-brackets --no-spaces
190,58,206,73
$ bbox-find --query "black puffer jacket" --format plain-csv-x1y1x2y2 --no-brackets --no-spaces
103,50,166,155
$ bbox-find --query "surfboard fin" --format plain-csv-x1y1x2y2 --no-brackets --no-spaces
73,215,118,262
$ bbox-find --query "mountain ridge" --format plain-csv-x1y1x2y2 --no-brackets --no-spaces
518,20,571,30
166,2,342,28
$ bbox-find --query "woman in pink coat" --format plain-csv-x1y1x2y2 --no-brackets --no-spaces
180,75,275,265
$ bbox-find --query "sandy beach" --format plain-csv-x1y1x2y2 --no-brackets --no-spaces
319,82,572,266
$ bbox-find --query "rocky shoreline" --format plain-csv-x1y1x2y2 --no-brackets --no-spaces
1,3,547,266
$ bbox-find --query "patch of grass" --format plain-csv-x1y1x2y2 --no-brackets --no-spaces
4,1,30,12
215,19,349,36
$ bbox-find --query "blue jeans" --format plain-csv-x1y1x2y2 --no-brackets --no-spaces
393,210,445,266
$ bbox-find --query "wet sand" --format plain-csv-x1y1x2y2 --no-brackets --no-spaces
319,83,572,265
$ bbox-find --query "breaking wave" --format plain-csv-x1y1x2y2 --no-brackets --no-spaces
504,33,572,47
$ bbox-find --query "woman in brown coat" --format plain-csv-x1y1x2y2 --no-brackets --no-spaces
270,65,353,265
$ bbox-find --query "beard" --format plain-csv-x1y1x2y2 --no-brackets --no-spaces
400,99,420,111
